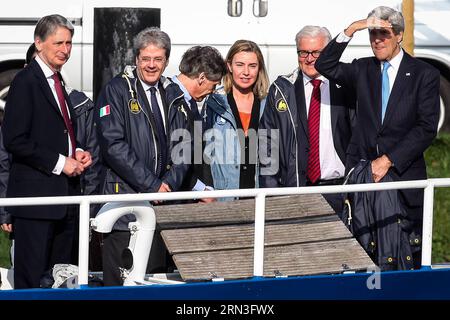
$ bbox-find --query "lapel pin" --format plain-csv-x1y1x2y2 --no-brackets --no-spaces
336,84,341,88
406,73,411,76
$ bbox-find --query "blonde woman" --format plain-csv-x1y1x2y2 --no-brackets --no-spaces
204,40,269,193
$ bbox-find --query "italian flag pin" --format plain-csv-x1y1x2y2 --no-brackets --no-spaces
100,105,110,117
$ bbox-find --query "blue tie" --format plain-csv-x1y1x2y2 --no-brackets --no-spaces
149,86,167,173
381,61,391,122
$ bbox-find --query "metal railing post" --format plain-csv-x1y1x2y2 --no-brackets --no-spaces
421,181,435,268
78,200,90,287
253,193,266,277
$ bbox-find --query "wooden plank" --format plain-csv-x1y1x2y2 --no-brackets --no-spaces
155,194,334,229
173,238,375,281
162,219,353,254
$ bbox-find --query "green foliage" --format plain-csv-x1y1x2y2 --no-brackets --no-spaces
0,231,11,268
425,133,450,263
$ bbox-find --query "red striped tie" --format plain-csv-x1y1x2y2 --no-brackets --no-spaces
307,79,322,184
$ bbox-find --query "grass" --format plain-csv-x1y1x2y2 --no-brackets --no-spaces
424,132,450,263
0,231,11,268
0,134,449,267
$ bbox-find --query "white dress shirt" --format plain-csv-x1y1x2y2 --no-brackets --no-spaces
303,73,345,180
35,55,74,175
139,79,167,130
381,48,403,93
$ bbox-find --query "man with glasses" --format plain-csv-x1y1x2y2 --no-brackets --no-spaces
259,25,355,214
95,27,191,286
315,7,440,268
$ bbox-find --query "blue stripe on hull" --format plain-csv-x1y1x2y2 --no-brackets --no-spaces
1,268,449,300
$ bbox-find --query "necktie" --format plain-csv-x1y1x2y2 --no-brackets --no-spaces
381,61,391,123
307,79,322,184
149,86,167,172
189,98,201,120
52,73,76,158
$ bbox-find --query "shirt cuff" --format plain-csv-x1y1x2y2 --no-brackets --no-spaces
52,154,66,175
336,31,352,43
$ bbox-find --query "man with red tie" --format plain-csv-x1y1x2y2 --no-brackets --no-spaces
259,25,355,214
2,14,92,289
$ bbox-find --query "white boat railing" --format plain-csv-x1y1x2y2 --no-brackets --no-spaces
1,177,449,287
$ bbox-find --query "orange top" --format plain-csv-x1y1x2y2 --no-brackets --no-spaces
239,111,251,136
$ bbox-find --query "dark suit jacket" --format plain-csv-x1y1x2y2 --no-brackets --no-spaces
293,74,355,169
1,59,80,220
316,37,440,218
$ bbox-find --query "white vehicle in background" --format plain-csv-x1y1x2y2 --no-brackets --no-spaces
0,0,449,129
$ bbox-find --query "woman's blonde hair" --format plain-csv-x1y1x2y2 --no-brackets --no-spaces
223,40,269,99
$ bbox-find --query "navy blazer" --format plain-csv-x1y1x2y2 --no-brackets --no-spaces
1,59,80,220
316,37,440,215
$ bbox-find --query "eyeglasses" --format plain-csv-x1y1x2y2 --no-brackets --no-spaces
138,56,166,65
297,50,321,58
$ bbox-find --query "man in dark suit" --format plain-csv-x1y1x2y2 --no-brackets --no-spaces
1,14,92,289
315,6,440,268
259,25,355,214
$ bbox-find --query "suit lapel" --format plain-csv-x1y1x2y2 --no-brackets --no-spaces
382,52,413,128
294,74,308,137
368,57,383,128
329,81,341,139
30,61,62,117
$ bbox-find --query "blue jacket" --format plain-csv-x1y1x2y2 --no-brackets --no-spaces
204,91,265,192
68,88,101,197
95,66,190,230
259,69,354,188
342,160,415,271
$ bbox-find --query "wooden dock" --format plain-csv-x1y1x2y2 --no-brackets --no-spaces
155,194,375,281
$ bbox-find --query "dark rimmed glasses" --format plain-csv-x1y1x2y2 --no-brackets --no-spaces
297,50,321,58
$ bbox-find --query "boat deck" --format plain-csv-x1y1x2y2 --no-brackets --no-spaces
156,194,375,281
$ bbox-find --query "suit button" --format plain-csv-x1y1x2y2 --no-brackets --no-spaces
64,129,68,133
166,164,171,170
